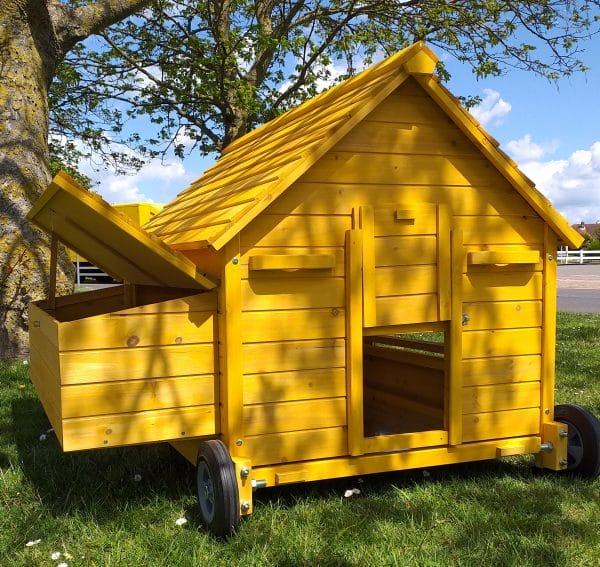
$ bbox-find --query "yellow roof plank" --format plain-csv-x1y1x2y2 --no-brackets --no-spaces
28,171,216,289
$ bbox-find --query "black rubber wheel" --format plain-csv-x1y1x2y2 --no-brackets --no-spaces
196,440,240,537
554,404,600,479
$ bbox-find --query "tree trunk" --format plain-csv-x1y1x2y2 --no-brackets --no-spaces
0,2,72,360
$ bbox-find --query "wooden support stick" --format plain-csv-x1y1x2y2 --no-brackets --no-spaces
48,233,58,310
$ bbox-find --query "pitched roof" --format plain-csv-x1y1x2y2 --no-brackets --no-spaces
145,42,584,250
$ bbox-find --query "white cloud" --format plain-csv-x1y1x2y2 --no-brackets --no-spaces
505,134,559,162
470,89,512,127
89,158,188,204
515,141,600,223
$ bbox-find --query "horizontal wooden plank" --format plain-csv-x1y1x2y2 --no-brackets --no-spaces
58,311,215,351
248,254,336,271
243,339,346,374
462,328,542,359
457,216,544,246
468,250,541,265
365,345,445,372
335,121,479,157
271,182,535,218
462,355,542,387
462,301,542,330
243,368,346,405
367,90,453,125
124,291,217,314
244,427,348,467
62,405,216,451
61,375,215,418
244,397,347,436
59,343,215,384
241,214,351,248
375,294,440,326
462,381,541,415
463,246,543,273
306,152,500,187
241,277,344,310
462,407,540,443
242,309,345,343
241,247,345,277
363,430,448,452
462,272,543,302
373,235,438,266
372,204,437,237
374,264,438,296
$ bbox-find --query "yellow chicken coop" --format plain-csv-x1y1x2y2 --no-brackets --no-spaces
28,42,600,537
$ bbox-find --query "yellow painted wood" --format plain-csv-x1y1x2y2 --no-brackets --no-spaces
462,328,542,359
62,405,216,451
372,203,437,237
414,74,583,249
359,206,376,326
541,227,558,423
241,214,352,248
59,344,215,384
243,338,346,374
345,229,364,455
334,121,478,157
58,311,215,351
252,435,542,486
28,172,216,289
275,182,535,218
373,265,438,296
462,381,540,415
61,375,215,419
248,254,336,271
449,229,464,445
241,309,345,343
462,355,542,387
363,430,447,453
373,235,438,266
375,294,439,326
458,216,544,246
462,300,542,330
243,368,346,405
244,398,347,436
219,236,244,455
364,321,447,336
463,246,543,273
245,427,348,467
402,48,437,74
241,247,345,276
462,407,539,442
468,250,541,265
364,343,445,371
463,272,543,302
308,152,498,187
241,277,345,311
437,204,451,320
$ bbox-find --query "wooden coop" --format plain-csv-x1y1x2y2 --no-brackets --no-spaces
29,42,600,537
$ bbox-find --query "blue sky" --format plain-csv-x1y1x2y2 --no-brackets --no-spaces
85,40,600,225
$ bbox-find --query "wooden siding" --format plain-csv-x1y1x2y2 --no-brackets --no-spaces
28,288,218,451
289,76,544,446
239,211,348,464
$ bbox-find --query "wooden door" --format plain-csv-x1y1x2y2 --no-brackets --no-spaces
359,203,451,327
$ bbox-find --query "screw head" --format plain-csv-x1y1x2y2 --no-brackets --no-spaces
235,438,243,446
232,257,239,265
559,458,568,466
240,466,250,477
241,501,250,512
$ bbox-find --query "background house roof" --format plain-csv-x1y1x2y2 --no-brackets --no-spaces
144,42,584,251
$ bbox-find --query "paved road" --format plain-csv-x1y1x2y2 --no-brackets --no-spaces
557,264,600,313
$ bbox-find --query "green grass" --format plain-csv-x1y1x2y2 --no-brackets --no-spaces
1,312,600,566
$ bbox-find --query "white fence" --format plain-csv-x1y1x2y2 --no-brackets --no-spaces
557,248,600,264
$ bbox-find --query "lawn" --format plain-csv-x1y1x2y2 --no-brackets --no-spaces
1,312,599,566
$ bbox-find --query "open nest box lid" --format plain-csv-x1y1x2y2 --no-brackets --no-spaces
28,172,216,290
